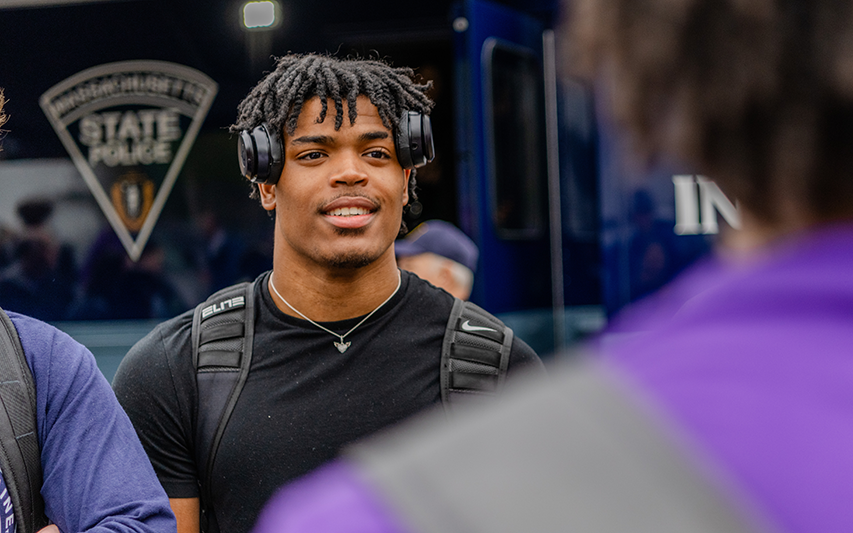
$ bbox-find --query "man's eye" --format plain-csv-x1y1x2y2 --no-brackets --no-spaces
299,152,324,160
365,150,390,159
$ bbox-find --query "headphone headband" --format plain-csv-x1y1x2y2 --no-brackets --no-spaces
237,110,434,185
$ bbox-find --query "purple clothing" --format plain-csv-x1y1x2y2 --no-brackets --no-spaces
252,223,853,533
0,467,14,533
253,462,408,533
599,222,853,532
8,312,175,533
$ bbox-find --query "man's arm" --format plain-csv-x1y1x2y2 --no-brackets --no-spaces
12,313,176,533
170,498,199,533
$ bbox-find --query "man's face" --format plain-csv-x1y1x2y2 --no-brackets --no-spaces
258,96,410,271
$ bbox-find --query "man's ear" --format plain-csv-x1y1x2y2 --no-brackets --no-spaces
257,183,277,211
402,169,411,205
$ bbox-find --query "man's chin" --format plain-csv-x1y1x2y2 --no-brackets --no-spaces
322,226,384,269
305,224,397,270
333,225,368,237
324,252,377,270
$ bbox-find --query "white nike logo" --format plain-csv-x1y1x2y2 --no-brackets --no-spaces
461,320,497,333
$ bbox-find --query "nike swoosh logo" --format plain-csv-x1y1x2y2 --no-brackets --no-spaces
461,320,497,333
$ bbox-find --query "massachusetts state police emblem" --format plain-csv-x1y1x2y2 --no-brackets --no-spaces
40,60,218,261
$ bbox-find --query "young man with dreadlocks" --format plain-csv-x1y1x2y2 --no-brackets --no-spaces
113,54,543,533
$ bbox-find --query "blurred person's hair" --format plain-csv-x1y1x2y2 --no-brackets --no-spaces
17,198,54,227
0,89,7,138
567,0,853,226
231,53,434,209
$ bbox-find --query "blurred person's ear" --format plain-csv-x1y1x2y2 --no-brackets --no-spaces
435,259,457,292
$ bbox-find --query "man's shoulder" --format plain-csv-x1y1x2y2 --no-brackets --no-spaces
116,308,195,382
5,311,89,371
448,300,543,373
403,270,452,297
6,311,57,344
397,273,466,341
400,273,534,354
138,308,194,354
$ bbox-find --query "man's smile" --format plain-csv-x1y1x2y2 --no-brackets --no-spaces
321,196,379,228
328,206,371,216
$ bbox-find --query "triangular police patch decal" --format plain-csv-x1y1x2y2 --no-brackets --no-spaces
39,60,218,261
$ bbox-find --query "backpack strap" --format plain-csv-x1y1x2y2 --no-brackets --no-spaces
0,307,48,533
191,282,255,533
440,299,513,413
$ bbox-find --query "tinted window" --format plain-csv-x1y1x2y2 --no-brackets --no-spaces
483,39,547,239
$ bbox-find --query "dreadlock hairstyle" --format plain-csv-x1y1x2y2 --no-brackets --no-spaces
232,53,434,217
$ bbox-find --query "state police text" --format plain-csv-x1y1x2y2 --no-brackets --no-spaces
79,109,181,167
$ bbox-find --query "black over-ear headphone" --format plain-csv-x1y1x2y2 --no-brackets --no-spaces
238,123,283,185
395,110,435,170
237,110,435,184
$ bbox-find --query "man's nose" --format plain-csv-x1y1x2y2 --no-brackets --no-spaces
329,151,369,187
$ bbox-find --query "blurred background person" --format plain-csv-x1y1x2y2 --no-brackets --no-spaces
0,198,77,321
249,0,853,531
71,233,186,320
197,208,246,293
111,241,187,320
395,220,478,300
0,225,16,270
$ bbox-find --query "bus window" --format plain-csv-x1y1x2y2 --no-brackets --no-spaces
483,38,547,239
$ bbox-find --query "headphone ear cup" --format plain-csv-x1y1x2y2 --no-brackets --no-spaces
421,114,435,163
395,112,415,170
395,111,435,169
238,130,257,179
409,112,435,168
238,123,283,184
264,124,284,184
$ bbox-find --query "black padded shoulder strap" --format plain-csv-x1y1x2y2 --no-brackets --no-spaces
440,299,513,413
191,282,255,533
0,308,48,533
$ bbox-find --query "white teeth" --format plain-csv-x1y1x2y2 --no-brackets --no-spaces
329,207,370,216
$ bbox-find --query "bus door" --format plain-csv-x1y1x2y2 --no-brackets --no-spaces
454,0,605,354
453,0,554,352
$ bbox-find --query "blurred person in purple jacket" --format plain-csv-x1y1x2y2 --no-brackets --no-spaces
250,0,853,532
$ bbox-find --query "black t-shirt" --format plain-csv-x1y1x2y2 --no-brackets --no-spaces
113,270,542,533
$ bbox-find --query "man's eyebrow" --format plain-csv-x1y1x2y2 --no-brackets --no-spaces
289,131,390,145
360,131,390,141
290,135,334,145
